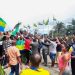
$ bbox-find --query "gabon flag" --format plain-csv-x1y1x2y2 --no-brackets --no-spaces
0,18,6,32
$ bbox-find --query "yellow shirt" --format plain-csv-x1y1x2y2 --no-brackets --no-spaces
69,46,73,53
20,68,50,75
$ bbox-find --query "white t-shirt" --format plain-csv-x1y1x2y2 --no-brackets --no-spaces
49,41,57,54
0,41,3,45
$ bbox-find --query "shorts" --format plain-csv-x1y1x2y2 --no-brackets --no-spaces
50,53,56,61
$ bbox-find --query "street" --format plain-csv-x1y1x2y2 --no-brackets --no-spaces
4,64,59,75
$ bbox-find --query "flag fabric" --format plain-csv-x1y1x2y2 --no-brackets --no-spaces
12,22,21,36
45,19,49,25
43,19,49,25
12,27,19,36
0,18,6,32
16,39,25,50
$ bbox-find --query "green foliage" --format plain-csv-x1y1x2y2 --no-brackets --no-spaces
0,65,6,75
33,23,37,27
53,22,65,36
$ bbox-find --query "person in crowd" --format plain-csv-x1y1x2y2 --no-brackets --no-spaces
0,34,4,65
23,30,29,38
24,37,32,65
16,35,25,63
2,35,12,52
49,39,57,67
69,38,75,75
16,35,25,54
56,37,62,64
31,38,39,53
42,35,50,66
58,44,71,75
2,35,12,65
56,37,62,57
20,53,50,75
38,35,43,53
6,40,22,75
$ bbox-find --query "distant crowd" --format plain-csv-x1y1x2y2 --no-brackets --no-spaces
0,31,75,75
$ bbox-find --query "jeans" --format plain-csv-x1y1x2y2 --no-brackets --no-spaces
42,49,48,65
10,64,19,75
50,53,56,61
25,50,30,65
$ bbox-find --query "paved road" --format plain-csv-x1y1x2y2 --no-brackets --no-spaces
4,56,71,75
4,63,59,75
4,55,59,75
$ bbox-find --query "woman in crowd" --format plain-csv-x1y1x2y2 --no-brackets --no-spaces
58,43,71,75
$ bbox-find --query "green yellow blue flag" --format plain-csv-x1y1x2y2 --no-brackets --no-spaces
0,18,6,32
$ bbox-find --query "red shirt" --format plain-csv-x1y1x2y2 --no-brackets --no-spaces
25,39,32,51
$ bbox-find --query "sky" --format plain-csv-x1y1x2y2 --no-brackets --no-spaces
0,0,75,30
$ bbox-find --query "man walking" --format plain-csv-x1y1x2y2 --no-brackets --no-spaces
7,40,22,75
49,39,57,67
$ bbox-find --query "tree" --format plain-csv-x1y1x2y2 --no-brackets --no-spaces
72,19,75,25
72,19,75,34
33,23,37,27
66,25,73,35
53,22,65,36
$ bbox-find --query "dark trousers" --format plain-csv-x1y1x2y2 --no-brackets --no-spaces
71,58,75,75
2,54,8,66
10,64,19,75
42,50,48,65
38,48,41,53
25,50,30,65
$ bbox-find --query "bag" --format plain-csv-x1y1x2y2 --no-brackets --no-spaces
63,62,71,75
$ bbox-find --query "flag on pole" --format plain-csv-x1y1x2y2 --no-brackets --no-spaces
45,19,49,25
12,22,21,36
0,18,6,32
43,19,49,25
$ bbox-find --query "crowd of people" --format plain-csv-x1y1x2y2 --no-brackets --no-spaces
0,30,75,75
